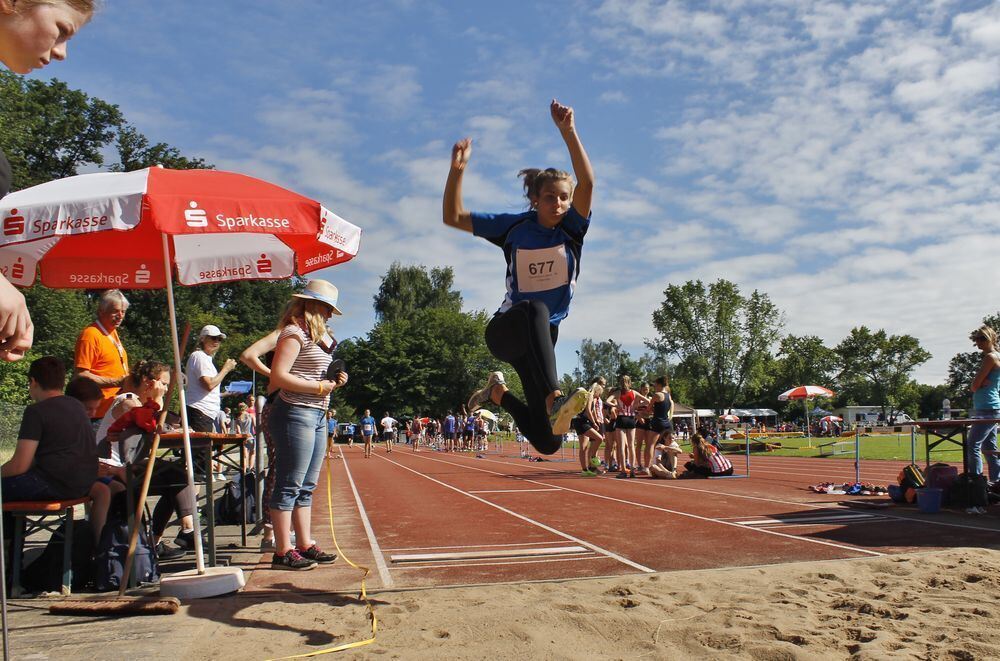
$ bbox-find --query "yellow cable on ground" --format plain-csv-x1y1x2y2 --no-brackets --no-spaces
270,455,378,659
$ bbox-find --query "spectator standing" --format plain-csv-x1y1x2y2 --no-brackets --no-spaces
184,324,236,432
74,289,130,421
968,325,1000,513
266,280,347,570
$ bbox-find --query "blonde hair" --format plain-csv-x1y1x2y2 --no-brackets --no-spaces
16,0,96,14
518,168,573,203
970,325,998,347
278,299,329,343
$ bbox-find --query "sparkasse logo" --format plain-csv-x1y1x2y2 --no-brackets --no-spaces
3,209,25,236
184,201,208,227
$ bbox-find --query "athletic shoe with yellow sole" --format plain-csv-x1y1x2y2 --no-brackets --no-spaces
550,388,589,436
467,371,505,412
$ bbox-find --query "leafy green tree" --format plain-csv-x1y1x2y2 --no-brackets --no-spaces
946,311,1000,409
0,71,122,190
372,262,462,323
111,124,211,172
834,326,931,421
647,279,784,413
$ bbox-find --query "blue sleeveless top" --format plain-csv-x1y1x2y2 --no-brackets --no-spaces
972,353,1000,411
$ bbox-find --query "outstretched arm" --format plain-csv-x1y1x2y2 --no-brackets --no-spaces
443,138,474,234
551,100,594,218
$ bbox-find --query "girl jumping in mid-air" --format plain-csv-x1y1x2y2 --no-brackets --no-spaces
445,100,594,455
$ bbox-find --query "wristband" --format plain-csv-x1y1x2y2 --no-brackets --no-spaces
316,382,324,396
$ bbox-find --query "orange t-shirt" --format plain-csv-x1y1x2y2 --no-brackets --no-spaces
74,323,129,418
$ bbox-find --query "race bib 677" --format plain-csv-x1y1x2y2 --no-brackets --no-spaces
515,245,569,293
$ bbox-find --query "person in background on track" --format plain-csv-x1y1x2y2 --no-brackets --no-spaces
634,382,653,476
603,387,619,472
326,408,338,459
682,433,733,478
644,376,675,472
649,436,683,479
410,416,423,452
0,0,96,363
463,411,475,451
380,412,397,454
573,380,605,476
360,409,376,458
968,325,1000,513
448,100,593,455
443,412,457,452
608,375,650,478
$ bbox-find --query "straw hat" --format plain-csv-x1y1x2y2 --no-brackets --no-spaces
292,279,343,315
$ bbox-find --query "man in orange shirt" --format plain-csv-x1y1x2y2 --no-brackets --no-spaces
74,289,130,421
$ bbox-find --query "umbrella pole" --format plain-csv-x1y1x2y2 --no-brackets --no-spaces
805,399,812,449
162,234,206,575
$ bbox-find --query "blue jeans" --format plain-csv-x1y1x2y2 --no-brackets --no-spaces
967,409,1000,482
1,469,61,501
267,398,327,511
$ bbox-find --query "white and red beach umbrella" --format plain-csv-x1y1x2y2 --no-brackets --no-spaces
820,415,843,423
718,414,740,423
0,167,361,288
777,385,835,401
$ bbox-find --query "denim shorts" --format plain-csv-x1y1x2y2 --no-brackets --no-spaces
267,398,327,511
1,469,63,501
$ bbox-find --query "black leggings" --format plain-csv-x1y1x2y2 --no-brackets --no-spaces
485,300,561,455
135,461,197,537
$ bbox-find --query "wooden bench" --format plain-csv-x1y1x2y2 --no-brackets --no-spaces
3,497,91,596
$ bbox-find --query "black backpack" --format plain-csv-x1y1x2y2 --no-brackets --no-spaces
948,473,989,509
94,506,159,592
20,519,95,594
215,471,257,525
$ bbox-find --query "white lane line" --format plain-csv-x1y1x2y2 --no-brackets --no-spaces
339,447,394,588
403,452,884,558
384,541,565,552
374,453,655,573
469,488,560,494
738,514,882,526
391,546,588,563
391,555,601,571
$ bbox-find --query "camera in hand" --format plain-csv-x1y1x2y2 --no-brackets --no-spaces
326,359,346,382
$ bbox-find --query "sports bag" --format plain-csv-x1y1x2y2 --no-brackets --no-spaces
948,473,989,510
94,507,159,592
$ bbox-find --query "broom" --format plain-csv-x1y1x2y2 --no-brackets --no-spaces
49,324,193,616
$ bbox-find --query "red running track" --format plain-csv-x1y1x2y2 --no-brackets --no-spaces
244,444,1000,594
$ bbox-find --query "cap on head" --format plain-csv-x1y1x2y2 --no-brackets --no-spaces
199,324,227,339
292,279,343,315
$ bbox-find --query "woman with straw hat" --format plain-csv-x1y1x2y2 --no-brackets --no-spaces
266,280,348,570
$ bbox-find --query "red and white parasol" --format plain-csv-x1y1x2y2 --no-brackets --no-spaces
777,385,835,445
0,167,361,287
718,414,740,423
777,385,834,401
820,415,843,423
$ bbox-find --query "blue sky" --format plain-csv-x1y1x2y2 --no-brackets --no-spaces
35,0,1000,386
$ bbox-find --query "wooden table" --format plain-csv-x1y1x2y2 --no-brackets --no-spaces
139,432,251,568
911,418,1000,474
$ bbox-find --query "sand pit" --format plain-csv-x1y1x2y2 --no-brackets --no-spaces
190,547,999,660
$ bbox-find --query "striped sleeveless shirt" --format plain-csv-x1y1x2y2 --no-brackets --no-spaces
277,323,333,410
